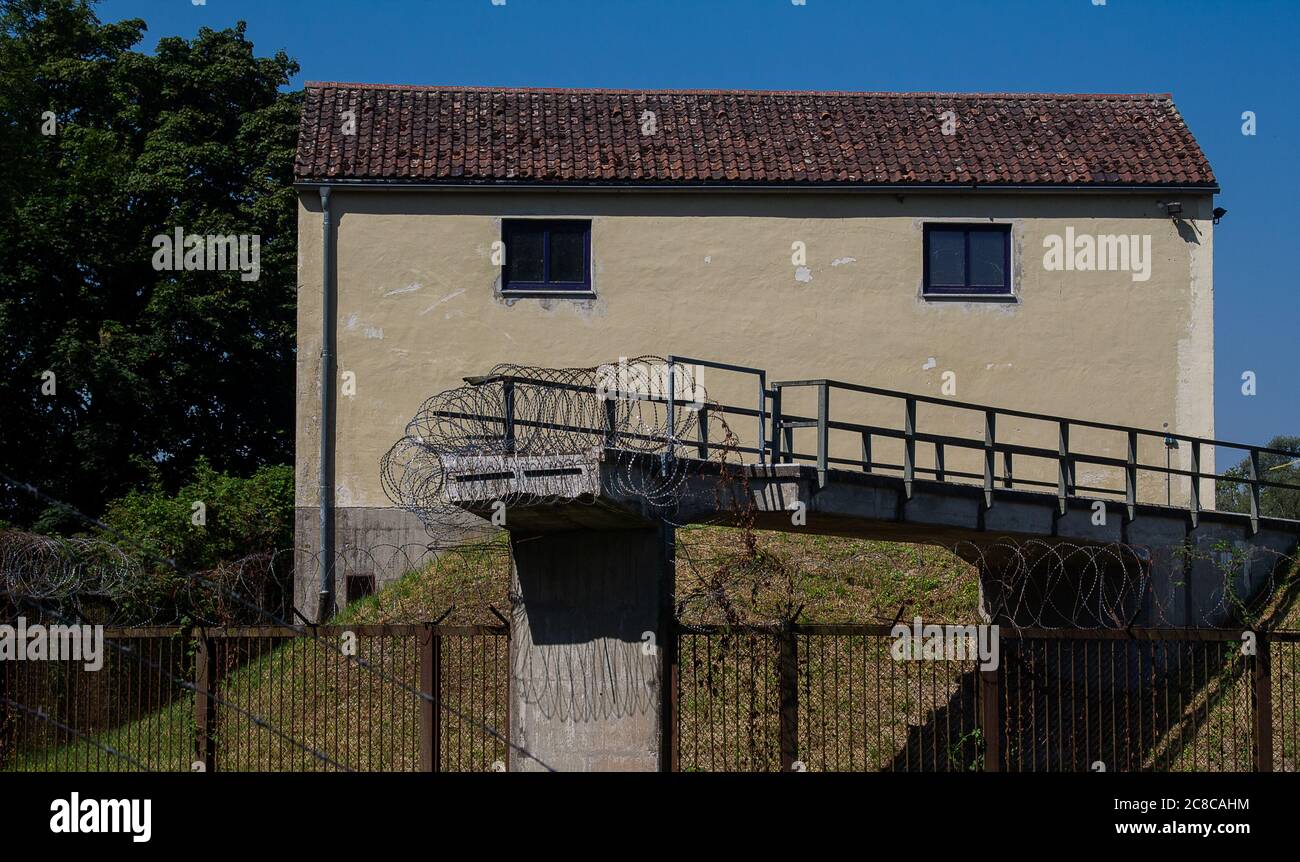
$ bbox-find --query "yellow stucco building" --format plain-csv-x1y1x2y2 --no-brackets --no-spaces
292,84,1219,617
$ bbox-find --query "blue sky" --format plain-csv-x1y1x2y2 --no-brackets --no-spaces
98,0,1300,458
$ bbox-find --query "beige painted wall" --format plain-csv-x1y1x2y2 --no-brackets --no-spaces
295,190,1215,512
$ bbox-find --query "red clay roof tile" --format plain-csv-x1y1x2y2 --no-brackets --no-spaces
296,84,1216,189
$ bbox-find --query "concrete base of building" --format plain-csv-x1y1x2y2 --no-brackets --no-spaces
291,505,488,622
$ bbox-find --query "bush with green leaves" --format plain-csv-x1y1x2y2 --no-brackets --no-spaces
99,459,293,573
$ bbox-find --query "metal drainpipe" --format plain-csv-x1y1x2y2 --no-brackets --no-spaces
318,186,335,621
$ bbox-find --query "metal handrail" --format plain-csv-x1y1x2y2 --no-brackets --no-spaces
770,378,1300,532
454,364,1300,531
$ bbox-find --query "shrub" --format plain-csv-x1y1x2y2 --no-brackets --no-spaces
100,460,293,572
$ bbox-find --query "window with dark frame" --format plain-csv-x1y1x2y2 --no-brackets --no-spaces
501,219,592,292
923,224,1012,296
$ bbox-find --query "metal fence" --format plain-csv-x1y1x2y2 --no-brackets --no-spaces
674,624,1300,772
0,624,508,772
3,623,1298,772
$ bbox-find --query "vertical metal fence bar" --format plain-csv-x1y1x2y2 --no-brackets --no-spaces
194,632,217,773
981,664,1000,772
1254,633,1273,772
779,625,798,771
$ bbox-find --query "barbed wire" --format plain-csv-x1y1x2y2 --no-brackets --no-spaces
962,537,1297,629
381,356,716,535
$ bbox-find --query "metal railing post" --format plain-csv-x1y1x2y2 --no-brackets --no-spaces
817,383,829,488
1248,449,1262,535
903,397,916,499
697,405,709,459
1189,440,1201,528
860,431,872,472
1125,431,1138,521
603,397,617,448
502,379,516,454
666,360,677,457
768,386,783,463
1057,421,1069,515
983,411,996,509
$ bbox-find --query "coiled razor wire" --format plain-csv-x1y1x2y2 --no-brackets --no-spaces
0,530,286,626
960,537,1296,629
0,532,513,627
381,356,724,536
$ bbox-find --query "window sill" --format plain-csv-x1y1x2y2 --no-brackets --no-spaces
500,289,597,300
922,292,1018,304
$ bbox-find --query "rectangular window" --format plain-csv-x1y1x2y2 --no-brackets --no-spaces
502,219,592,292
923,224,1011,296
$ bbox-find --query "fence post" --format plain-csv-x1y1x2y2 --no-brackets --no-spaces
664,618,680,773
1253,632,1273,772
778,623,799,771
980,665,1001,772
194,632,218,773
420,624,441,773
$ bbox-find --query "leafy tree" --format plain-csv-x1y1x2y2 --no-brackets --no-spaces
1216,435,1300,520
0,0,300,529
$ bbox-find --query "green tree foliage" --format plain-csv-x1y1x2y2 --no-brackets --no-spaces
99,459,293,573
1216,435,1300,520
0,0,300,529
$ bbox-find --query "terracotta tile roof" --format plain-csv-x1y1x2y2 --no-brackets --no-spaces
295,84,1216,189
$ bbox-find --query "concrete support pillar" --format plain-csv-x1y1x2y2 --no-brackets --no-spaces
507,524,674,772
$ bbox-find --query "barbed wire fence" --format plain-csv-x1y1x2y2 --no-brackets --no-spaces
0,469,551,772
